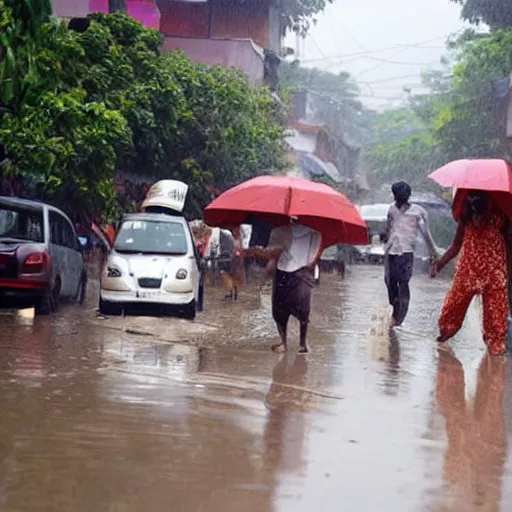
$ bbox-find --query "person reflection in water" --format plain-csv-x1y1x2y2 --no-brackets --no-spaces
385,181,438,328
263,355,309,476
243,219,322,354
431,191,509,356
434,350,508,511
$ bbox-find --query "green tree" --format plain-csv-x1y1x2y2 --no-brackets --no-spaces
0,0,53,110
280,62,370,143
365,30,512,193
0,7,132,217
450,0,512,29
363,107,442,191
0,89,130,215
75,14,286,216
281,0,334,35
424,30,512,162
1,12,286,219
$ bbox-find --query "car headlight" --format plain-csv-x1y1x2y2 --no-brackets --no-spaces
107,266,122,278
176,269,188,280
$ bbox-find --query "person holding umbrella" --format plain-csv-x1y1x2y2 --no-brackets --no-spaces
203,175,368,353
243,219,322,354
431,191,509,356
427,158,512,355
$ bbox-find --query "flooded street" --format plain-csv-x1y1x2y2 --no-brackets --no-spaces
0,265,511,512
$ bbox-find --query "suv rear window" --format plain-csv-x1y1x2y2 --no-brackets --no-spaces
0,207,44,243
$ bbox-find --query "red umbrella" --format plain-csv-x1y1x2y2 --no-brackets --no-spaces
428,159,512,220
203,175,368,248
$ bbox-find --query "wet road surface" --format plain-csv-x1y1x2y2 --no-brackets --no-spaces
0,266,511,511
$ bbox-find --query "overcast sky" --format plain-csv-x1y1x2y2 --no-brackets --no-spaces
285,0,472,110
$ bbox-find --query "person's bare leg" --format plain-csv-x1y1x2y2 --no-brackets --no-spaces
298,318,309,354
272,319,288,353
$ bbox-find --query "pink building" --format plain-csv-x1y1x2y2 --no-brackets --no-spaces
51,0,160,29
50,0,283,88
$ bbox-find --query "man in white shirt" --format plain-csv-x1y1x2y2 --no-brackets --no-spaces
243,220,322,354
385,182,438,327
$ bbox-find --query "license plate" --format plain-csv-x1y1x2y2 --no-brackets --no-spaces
139,291,162,299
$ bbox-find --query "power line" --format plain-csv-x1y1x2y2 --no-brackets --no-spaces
358,73,449,85
337,55,441,66
326,7,368,52
369,83,428,90
300,36,449,64
355,46,414,78
306,88,408,102
308,34,325,58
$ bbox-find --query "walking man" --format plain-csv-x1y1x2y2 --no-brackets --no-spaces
243,219,322,354
385,182,438,328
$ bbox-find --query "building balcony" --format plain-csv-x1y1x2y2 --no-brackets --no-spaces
162,36,265,87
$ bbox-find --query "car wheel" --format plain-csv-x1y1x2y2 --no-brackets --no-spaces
99,297,123,316
182,300,196,320
36,279,60,315
75,273,87,304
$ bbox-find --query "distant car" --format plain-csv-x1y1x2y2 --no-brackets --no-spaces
355,236,386,265
99,212,205,319
0,196,87,314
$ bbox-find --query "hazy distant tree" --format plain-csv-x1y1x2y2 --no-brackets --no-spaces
280,0,334,35
451,0,512,29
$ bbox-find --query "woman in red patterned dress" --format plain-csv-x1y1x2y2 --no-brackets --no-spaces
431,191,509,356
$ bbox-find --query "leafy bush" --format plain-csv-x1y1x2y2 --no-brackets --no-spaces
1,8,286,219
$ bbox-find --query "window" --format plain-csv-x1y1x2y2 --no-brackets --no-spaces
61,218,78,250
114,220,188,255
49,211,77,249
49,212,62,246
158,0,210,38
0,206,44,243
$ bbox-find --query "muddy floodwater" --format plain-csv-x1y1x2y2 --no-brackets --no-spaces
0,266,511,511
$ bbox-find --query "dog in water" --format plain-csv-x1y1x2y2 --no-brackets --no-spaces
318,259,346,278
221,226,245,301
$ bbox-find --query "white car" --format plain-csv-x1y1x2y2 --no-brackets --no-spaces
99,213,204,319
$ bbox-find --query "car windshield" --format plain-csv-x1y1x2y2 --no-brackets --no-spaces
0,206,44,243
114,219,188,255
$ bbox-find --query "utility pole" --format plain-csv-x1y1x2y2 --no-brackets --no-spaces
108,0,127,13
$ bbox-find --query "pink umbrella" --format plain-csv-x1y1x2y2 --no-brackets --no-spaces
429,159,512,193
89,0,161,29
429,159,512,220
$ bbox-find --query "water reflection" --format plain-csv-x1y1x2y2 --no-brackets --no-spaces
0,316,278,512
433,350,508,511
380,328,401,397
263,355,309,478
368,308,402,397
15,307,35,326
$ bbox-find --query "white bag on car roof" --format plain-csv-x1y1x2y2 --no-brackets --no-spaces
141,180,188,213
